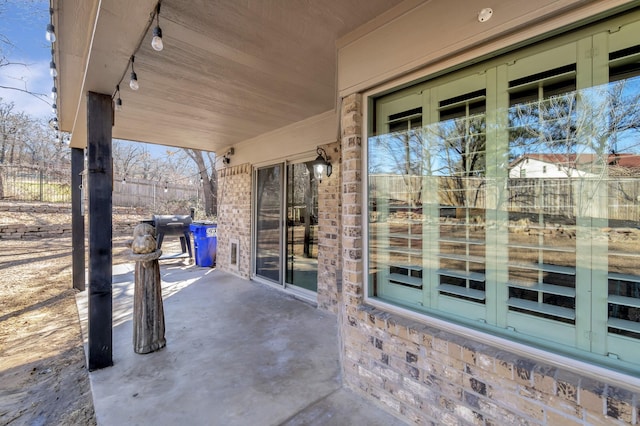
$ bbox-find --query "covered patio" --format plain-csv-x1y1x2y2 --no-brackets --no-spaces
76,260,405,425
55,0,640,423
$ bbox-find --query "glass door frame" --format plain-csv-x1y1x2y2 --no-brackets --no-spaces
251,157,318,302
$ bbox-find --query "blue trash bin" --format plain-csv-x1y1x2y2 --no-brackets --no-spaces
189,223,217,267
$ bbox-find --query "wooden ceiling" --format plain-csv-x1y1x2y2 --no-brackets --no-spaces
56,0,406,152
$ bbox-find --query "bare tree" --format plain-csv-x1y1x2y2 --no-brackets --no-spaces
182,148,217,216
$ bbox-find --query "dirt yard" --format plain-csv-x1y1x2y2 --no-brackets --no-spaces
0,209,144,425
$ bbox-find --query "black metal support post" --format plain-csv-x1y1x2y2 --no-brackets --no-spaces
87,92,113,370
71,147,85,291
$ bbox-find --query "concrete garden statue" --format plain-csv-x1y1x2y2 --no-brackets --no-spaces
129,223,166,354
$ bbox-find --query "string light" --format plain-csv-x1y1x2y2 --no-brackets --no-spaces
164,182,168,192
45,9,56,43
129,56,139,91
151,3,163,51
114,85,123,111
49,60,57,77
48,15,57,146
111,3,165,113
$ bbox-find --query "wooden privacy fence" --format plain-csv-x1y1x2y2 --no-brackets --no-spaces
112,176,201,212
0,165,202,211
369,174,640,221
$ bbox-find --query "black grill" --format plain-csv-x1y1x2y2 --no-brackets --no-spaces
152,215,193,258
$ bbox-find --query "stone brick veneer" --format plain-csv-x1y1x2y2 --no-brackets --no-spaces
339,93,640,424
216,164,252,279
0,203,147,239
316,141,342,313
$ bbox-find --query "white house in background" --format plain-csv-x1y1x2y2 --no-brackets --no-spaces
509,153,640,178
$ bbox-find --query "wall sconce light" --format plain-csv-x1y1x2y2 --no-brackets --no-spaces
222,147,234,166
312,147,332,183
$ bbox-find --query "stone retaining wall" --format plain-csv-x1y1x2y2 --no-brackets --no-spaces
0,202,149,239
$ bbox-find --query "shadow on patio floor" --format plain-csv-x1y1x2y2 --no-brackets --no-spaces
76,262,406,425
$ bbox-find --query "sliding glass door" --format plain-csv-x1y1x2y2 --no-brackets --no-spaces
255,165,282,283
254,161,318,294
285,161,318,292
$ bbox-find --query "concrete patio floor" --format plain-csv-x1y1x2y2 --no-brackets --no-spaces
76,259,407,426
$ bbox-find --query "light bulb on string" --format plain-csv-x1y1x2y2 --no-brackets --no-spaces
129,56,139,90
51,103,57,114
46,23,56,43
200,174,204,184
49,60,57,77
129,72,138,91
164,182,168,193
51,86,57,100
114,85,123,111
45,8,56,42
151,3,164,52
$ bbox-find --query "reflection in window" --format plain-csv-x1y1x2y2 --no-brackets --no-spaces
606,48,640,339
434,90,487,303
369,107,425,306
367,28,640,370
506,66,578,323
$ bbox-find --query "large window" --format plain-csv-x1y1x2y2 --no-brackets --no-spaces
367,12,640,373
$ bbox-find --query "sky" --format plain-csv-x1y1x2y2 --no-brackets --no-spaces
0,0,174,157
0,0,52,118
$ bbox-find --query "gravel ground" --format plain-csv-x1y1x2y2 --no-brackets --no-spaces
0,210,149,425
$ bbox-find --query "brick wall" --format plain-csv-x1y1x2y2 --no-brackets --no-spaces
317,141,342,313
338,94,640,424
216,164,252,278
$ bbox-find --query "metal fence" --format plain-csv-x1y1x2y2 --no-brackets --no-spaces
0,164,203,211
0,164,71,203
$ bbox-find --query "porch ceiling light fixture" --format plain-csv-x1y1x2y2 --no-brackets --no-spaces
45,8,56,43
151,2,164,52
129,56,139,91
478,8,493,23
312,147,332,183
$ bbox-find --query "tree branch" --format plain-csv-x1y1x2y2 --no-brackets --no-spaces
0,85,49,104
